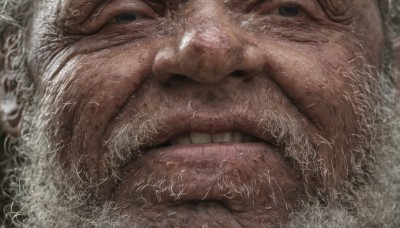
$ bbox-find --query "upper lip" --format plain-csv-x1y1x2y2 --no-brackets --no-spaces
143,111,279,150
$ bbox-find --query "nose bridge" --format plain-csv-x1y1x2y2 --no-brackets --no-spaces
174,16,246,84
179,2,238,49
180,0,242,50
178,19,242,66
179,23,232,53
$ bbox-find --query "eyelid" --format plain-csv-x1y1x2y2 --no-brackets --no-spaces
254,0,326,19
80,0,159,34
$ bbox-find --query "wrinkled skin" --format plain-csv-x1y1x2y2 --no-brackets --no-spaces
5,0,389,227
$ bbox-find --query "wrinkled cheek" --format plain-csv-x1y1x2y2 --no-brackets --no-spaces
38,48,154,176
258,42,369,187
300,68,367,187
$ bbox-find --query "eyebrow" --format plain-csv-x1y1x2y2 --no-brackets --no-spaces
57,0,104,31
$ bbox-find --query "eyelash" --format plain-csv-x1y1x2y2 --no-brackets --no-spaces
277,5,304,17
113,12,144,24
251,1,314,20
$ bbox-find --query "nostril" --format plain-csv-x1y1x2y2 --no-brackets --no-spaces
162,74,194,86
230,70,254,82
231,70,248,78
171,74,188,81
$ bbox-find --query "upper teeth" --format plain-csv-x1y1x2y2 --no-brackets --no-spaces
172,131,246,145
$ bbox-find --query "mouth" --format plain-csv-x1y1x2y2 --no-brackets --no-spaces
156,131,267,148
138,114,280,153
111,113,303,215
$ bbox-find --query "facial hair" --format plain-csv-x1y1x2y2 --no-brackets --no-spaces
4,60,400,227
286,60,400,227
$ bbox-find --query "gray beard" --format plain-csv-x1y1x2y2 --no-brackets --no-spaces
4,62,400,227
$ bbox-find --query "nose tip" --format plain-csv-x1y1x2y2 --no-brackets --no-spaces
152,26,264,85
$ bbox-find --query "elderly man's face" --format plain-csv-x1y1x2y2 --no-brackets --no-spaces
4,0,393,227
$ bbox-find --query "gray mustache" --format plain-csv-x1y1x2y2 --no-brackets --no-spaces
105,109,320,188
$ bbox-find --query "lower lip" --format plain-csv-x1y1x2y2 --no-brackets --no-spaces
114,143,301,211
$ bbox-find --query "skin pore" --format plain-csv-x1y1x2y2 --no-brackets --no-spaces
1,0,400,227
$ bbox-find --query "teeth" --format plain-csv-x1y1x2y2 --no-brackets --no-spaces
232,132,243,143
172,131,247,145
171,135,191,145
191,132,212,144
212,132,232,143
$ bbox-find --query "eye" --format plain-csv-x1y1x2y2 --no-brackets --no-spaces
114,12,143,24
254,2,313,19
278,5,302,17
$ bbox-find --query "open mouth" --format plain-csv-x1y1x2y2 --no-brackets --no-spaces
157,131,266,148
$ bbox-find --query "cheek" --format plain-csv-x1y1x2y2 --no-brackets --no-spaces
39,45,154,169
258,40,369,183
353,1,385,68
262,42,360,137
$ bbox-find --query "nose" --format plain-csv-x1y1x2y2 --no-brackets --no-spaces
152,21,264,85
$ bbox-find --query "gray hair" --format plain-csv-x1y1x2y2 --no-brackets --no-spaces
0,0,33,115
